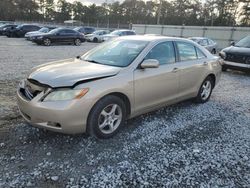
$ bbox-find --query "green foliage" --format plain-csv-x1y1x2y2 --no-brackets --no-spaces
0,0,249,26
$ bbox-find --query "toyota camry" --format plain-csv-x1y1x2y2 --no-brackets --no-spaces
17,36,222,138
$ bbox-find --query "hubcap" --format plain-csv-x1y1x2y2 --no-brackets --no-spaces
75,39,81,46
44,39,50,46
98,104,122,134
201,81,212,100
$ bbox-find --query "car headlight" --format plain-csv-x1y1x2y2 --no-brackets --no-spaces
219,51,226,59
37,36,44,39
43,88,89,102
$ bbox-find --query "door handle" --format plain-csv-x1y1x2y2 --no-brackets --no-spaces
172,67,179,73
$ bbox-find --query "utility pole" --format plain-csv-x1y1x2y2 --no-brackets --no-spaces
157,0,162,25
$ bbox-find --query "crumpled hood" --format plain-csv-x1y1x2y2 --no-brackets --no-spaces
28,58,121,87
223,46,250,56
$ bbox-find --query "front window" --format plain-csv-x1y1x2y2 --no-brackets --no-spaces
235,36,250,48
145,41,175,65
81,39,149,67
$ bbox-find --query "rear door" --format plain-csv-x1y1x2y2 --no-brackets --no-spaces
174,41,208,99
133,41,179,113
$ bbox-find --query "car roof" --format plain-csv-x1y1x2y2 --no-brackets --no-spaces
189,37,208,40
119,35,192,42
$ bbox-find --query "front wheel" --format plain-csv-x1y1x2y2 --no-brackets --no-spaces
43,38,51,46
87,95,126,139
195,76,213,103
93,37,98,43
74,38,81,46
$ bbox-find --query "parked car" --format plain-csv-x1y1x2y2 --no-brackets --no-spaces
3,25,17,36
74,27,95,35
25,27,56,40
85,30,110,42
219,35,250,72
32,28,85,46
7,24,41,38
0,24,17,35
103,30,136,41
189,37,218,54
0,21,13,26
17,36,221,138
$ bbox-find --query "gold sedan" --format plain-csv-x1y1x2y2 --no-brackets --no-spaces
17,36,222,138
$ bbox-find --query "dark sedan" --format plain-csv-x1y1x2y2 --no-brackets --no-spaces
74,27,95,35
0,24,17,35
32,28,85,46
7,24,41,38
220,36,250,72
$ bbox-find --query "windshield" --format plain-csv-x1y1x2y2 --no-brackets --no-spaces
81,39,149,67
235,36,250,48
49,28,60,34
92,30,102,35
39,27,49,33
74,27,81,31
110,30,122,35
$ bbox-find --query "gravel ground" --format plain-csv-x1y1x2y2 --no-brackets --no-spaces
0,36,250,188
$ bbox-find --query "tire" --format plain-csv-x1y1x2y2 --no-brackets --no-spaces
222,66,227,72
211,49,216,54
195,76,214,103
43,38,51,46
93,37,98,43
74,38,81,46
87,95,126,139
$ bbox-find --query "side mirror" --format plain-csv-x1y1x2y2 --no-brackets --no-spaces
140,59,159,69
230,41,235,46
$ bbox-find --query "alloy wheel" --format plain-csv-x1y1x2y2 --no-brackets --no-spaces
98,104,122,134
201,80,212,101
44,39,51,46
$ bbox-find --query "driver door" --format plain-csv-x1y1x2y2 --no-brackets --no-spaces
133,41,179,114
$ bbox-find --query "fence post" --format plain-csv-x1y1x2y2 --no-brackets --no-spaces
229,27,236,45
202,27,206,37
144,25,147,34
161,25,164,35
180,26,184,37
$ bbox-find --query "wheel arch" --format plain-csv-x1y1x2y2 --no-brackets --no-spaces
206,73,216,88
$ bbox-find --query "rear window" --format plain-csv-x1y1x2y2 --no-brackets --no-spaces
176,42,197,61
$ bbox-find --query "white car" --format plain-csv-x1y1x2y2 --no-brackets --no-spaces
85,30,110,42
103,30,136,41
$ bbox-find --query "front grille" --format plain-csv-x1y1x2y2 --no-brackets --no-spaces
20,79,47,101
226,53,250,64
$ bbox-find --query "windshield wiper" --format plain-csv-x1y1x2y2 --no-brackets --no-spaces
84,59,102,64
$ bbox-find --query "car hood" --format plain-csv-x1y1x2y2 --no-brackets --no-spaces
103,34,118,38
222,46,250,56
85,34,94,37
26,31,40,35
28,58,121,88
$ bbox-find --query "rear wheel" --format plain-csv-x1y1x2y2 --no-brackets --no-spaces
43,38,51,46
195,76,213,103
74,38,81,46
87,95,126,139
